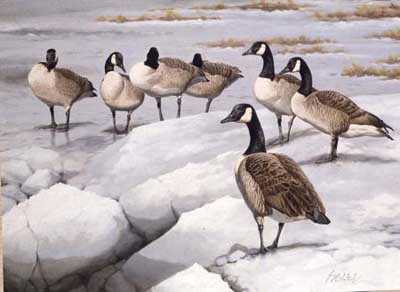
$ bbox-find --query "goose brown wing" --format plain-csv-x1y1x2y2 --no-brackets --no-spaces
202,61,242,78
55,68,88,97
159,57,195,73
312,90,364,119
245,153,324,217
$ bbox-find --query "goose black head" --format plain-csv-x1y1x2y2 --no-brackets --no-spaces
221,103,255,124
279,57,304,75
192,53,203,68
45,48,58,71
144,47,159,69
242,41,270,57
105,52,126,73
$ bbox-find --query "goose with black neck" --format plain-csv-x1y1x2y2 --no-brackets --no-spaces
243,41,311,144
185,53,243,113
100,52,144,134
129,47,208,121
28,48,97,131
221,104,330,254
279,57,394,163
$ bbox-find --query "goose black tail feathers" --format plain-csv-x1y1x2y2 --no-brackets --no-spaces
307,209,331,225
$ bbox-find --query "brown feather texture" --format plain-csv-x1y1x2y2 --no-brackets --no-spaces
243,153,327,219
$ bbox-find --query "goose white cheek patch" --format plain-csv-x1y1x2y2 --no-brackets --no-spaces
293,60,301,72
111,54,117,65
256,44,266,56
240,107,253,123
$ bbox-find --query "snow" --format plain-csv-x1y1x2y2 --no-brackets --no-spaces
2,0,400,291
21,168,61,196
3,183,143,291
122,196,258,290
21,146,63,173
2,184,28,203
105,271,136,292
1,159,33,185
150,263,233,292
2,195,16,215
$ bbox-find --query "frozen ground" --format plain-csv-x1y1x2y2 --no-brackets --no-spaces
1,0,400,291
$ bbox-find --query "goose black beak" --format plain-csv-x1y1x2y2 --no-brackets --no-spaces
279,66,290,75
220,114,235,124
120,64,127,73
242,48,253,56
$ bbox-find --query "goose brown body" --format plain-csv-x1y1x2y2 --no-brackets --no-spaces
236,152,326,222
28,64,96,109
186,60,243,98
221,103,330,253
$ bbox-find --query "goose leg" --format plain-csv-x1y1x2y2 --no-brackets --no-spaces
176,96,182,118
125,110,132,134
330,135,339,161
316,135,339,164
286,116,296,143
111,109,119,134
256,217,267,254
49,106,57,129
62,106,71,131
277,115,284,143
268,223,284,250
156,97,164,121
205,98,212,113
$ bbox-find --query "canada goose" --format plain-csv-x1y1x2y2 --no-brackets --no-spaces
279,57,394,163
243,41,314,143
100,52,144,134
28,48,97,131
185,53,243,113
221,104,330,254
129,47,208,121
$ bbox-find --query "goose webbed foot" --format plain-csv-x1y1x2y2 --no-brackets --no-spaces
38,123,58,130
267,243,278,250
315,154,338,164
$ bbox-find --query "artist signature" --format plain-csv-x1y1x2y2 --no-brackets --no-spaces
325,269,361,285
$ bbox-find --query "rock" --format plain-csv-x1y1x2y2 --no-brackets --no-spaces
87,265,117,292
68,286,88,292
2,196,16,215
4,183,142,292
227,250,246,263
21,146,63,173
2,184,28,202
21,169,60,196
3,207,37,290
120,179,177,242
122,197,260,290
150,263,233,292
1,159,33,185
105,271,136,292
215,256,228,267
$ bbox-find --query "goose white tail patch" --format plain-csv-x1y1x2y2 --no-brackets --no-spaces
270,208,305,223
293,59,301,73
240,107,253,123
342,124,382,138
256,44,266,56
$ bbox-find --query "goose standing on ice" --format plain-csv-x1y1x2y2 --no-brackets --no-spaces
279,57,394,163
28,48,97,131
221,104,330,254
185,53,243,113
129,47,208,121
242,41,314,143
100,52,144,134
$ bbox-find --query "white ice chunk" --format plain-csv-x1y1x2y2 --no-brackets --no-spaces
150,263,233,292
21,169,60,196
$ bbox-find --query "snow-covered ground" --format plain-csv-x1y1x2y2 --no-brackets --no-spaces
2,0,400,291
